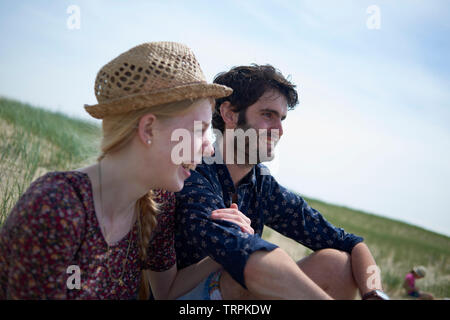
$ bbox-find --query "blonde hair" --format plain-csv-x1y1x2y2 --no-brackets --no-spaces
98,98,213,299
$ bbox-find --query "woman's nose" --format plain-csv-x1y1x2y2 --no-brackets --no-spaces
202,137,214,158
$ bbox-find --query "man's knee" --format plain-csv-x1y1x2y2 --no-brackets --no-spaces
310,248,352,273
315,248,351,260
320,249,353,278
298,248,357,299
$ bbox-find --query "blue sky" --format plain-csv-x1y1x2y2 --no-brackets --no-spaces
1,0,449,236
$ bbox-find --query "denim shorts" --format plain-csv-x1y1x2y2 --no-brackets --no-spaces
177,270,222,300
408,291,420,298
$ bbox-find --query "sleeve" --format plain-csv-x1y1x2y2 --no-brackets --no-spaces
143,189,177,271
406,274,415,288
263,176,364,254
175,171,278,289
0,174,85,299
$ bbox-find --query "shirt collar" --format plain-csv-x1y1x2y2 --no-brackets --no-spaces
239,165,257,187
206,141,258,191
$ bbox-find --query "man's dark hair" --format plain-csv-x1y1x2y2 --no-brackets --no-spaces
212,64,299,132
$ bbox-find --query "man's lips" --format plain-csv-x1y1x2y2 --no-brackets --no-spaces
260,137,279,145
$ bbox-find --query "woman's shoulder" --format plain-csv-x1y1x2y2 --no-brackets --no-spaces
4,170,92,232
31,170,91,189
21,171,92,209
153,189,175,201
153,189,176,212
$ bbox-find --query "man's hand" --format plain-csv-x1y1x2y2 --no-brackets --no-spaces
210,203,254,235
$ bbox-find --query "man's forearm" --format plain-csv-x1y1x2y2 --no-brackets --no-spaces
243,248,332,300
351,242,383,296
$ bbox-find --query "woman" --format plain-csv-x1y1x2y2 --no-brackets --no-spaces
0,42,253,299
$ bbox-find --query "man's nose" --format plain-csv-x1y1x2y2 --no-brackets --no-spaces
272,119,283,139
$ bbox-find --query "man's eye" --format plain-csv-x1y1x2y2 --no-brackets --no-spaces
263,113,272,118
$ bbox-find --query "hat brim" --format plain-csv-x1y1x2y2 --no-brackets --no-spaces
84,83,232,119
413,268,425,277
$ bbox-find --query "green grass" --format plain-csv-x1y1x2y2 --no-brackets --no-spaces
263,196,450,299
0,97,101,224
1,97,449,299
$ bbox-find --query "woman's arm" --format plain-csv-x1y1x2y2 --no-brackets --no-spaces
148,256,221,300
148,203,252,300
0,174,84,299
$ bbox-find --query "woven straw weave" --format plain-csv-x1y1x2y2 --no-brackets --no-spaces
85,42,232,119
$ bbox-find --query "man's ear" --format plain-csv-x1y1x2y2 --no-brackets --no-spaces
137,113,156,145
219,101,238,129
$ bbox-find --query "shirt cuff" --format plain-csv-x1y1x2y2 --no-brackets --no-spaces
219,235,278,289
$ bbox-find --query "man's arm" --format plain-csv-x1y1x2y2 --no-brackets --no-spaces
148,202,254,300
175,170,279,289
176,170,335,299
350,242,384,297
262,174,364,253
260,170,385,297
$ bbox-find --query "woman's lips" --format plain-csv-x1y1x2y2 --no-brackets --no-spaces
181,166,191,178
180,163,196,178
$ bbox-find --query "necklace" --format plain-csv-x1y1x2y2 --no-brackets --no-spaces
98,160,133,286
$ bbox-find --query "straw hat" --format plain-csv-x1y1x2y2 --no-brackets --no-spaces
84,42,232,119
413,266,426,277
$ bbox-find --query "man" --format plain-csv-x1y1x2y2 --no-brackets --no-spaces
174,64,388,300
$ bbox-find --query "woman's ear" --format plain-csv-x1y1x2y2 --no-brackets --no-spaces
137,113,156,146
219,101,238,129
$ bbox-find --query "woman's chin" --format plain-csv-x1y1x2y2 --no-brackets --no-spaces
157,167,189,192
162,181,184,193
163,175,186,192
171,182,185,192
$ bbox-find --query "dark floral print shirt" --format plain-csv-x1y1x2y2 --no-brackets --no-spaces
174,158,364,288
0,171,176,299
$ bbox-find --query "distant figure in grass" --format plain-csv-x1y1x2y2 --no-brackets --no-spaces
403,266,434,300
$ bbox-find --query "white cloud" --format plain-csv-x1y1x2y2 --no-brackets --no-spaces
1,0,449,235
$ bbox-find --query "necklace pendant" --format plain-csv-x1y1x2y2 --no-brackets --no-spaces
119,279,124,286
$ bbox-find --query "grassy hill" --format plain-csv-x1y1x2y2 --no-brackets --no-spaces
1,97,449,299
0,97,100,222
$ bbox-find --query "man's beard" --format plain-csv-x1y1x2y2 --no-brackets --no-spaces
232,114,278,165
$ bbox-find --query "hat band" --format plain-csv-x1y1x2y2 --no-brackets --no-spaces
97,80,208,105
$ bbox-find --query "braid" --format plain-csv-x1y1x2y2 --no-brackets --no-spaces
97,153,106,162
96,99,211,299
98,152,158,299
137,190,159,300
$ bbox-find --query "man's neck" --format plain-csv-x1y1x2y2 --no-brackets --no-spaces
226,163,254,189
218,134,254,188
